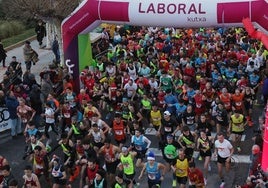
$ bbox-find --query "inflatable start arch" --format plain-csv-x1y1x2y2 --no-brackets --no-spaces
62,0,268,171
62,0,268,87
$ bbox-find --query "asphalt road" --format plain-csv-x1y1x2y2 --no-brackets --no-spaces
0,103,263,188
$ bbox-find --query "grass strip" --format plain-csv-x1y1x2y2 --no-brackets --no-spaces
2,28,35,48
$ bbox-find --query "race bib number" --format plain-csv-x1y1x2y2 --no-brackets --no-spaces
164,127,172,132
115,130,123,135
166,154,174,159
148,173,156,180
163,81,168,85
123,162,130,168
176,169,184,175
187,119,194,125
135,145,142,151
217,116,223,121
196,103,202,108
235,102,242,106
207,98,212,102
64,113,70,118
36,164,43,169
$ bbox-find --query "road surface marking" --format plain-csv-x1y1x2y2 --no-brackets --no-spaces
145,147,252,163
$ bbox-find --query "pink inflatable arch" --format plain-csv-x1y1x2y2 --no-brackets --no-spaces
62,0,267,88
62,0,268,171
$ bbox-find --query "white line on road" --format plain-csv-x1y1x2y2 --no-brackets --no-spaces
145,128,246,141
145,147,252,164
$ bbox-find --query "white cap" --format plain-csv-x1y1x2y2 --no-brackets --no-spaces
164,111,171,116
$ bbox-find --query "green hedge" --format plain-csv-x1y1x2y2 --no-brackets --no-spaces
0,20,25,39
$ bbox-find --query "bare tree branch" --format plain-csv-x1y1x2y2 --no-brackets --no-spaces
2,0,80,22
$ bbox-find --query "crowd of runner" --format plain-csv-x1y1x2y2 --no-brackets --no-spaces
0,25,268,188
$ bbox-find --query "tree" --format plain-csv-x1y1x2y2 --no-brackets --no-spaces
2,0,80,22
1,0,81,63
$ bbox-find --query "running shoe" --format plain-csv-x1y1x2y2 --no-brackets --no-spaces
208,164,211,171
172,179,177,187
204,178,207,185
220,181,225,188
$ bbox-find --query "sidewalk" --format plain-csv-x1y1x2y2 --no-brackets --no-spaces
0,40,54,82
0,40,54,143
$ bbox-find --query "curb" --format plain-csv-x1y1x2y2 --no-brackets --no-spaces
4,35,36,51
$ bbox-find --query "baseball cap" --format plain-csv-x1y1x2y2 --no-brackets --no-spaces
166,134,173,139
114,112,122,118
164,111,171,116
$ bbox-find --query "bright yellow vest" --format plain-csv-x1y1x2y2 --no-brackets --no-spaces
175,158,188,177
231,114,244,132
150,110,161,126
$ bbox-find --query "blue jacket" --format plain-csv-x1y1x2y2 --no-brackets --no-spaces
5,96,19,119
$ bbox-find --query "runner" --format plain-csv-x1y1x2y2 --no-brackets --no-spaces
214,132,234,188
118,146,138,187
138,151,166,188
130,129,151,168
50,156,68,188
196,129,214,181
162,134,181,187
171,148,189,188
22,165,41,188
177,126,197,162
188,162,205,188
228,110,247,153
99,138,121,185
112,113,127,149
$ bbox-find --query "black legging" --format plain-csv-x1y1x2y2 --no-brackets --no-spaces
45,122,58,139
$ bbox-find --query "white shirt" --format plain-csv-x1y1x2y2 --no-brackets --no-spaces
149,79,158,90
215,139,233,158
124,82,137,98
45,107,55,124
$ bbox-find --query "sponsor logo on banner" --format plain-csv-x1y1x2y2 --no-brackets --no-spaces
0,107,10,132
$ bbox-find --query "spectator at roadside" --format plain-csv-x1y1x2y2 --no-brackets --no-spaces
52,35,60,64
29,84,43,128
35,20,46,48
5,90,20,139
249,144,262,176
40,74,53,103
0,40,7,68
8,56,22,79
23,41,34,71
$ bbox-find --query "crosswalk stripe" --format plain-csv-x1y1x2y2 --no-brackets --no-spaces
145,147,252,164
145,128,246,141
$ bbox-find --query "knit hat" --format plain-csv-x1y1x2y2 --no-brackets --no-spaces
147,151,155,161
116,171,124,179
96,169,106,179
122,147,128,153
